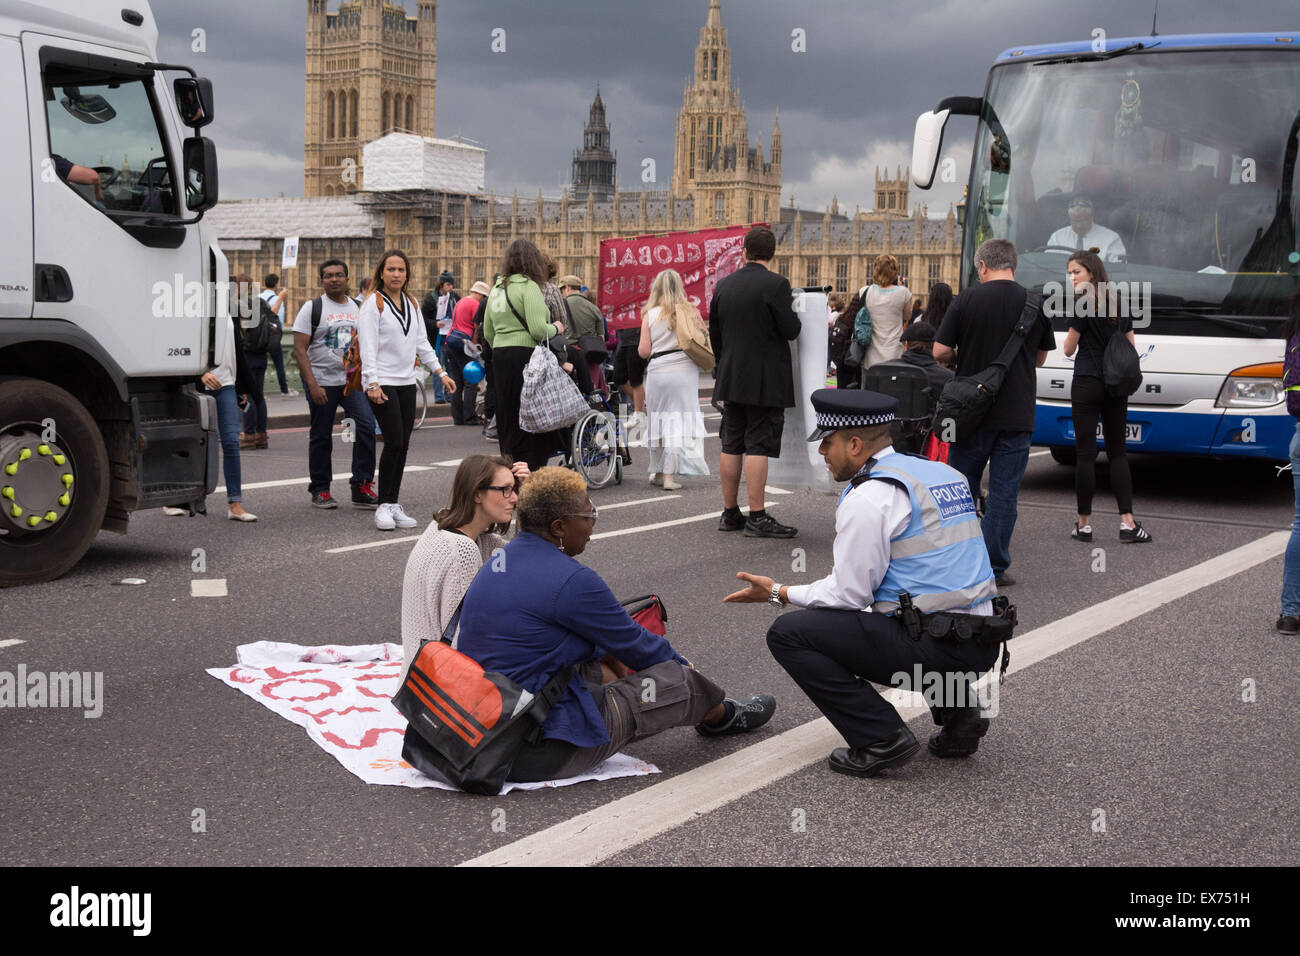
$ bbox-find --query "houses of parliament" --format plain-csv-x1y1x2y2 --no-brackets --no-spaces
209,0,960,308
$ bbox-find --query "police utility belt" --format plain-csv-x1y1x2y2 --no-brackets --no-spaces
894,591,1019,680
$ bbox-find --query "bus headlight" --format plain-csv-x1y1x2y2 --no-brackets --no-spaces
1216,363,1285,407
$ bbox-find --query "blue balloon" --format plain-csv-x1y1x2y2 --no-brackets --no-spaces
462,360,485,385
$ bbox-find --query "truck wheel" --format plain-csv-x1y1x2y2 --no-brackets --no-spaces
0,379,110,587
1049,446,1077,466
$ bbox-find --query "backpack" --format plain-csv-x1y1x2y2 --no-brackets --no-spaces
828,312,855,367
933,292,1041,441
242,297,278,354
1286,330,1300,417
1101,326,1143,399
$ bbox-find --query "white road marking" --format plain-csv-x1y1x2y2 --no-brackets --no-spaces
0,639,25,649
217,466,434,494
767,486,792,495
591,502,774,541
325,534,422,554
600,495,681,510
190,578,228,598
459,530,1288,867
1029,450,1051,458
432,459,464,467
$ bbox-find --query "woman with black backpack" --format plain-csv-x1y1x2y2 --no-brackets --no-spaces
829,291,864,389
1063,249,1150,543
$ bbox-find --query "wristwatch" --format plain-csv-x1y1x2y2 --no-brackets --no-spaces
769,582,784,606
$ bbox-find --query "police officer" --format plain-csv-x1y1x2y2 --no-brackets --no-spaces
725,389,1015,777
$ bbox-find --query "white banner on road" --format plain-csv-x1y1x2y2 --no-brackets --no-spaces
206,642,658,794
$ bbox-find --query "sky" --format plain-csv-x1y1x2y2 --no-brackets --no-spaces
151,0,1298,214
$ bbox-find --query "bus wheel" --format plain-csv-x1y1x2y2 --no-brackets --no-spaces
0,379,109,587
1049,446,1077,466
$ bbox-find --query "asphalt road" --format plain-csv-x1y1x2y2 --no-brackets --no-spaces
1,399,1296,867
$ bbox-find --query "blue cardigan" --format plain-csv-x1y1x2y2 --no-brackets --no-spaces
457,532,687,749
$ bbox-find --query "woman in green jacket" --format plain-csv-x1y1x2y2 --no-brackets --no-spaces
484,238,569,469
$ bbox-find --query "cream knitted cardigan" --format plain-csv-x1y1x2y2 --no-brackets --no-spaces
400,527,507,677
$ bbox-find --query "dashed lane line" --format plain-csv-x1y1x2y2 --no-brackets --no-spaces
0,639,26,649
458,530,1288,867
217,466,434,495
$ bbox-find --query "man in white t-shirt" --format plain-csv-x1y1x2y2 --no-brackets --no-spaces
1045,197,1126,261
291,258,378,510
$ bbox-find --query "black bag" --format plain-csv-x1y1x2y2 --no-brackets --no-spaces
1102,329,1143,398
243,297,279,355
393,601,574,795
829,312,856,368
933,292,1041,441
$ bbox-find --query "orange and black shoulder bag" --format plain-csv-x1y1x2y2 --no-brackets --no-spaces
393,600,574,795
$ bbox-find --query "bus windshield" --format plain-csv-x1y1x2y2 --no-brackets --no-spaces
966,48,1300,335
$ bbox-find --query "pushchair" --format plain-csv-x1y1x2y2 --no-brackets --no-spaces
859,360,935,456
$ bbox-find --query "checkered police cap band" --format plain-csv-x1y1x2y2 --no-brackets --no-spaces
816,410,894,429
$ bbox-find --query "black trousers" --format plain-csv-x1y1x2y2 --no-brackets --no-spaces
368,384,416,504
767,608,998,748
442,333,479,425
1071,374,1133,515
491,346,564,470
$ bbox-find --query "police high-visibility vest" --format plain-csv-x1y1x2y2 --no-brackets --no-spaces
862,452,996,614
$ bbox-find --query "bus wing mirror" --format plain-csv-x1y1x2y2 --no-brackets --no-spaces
183,136,218,212
174,77,213,129
911,109,951,189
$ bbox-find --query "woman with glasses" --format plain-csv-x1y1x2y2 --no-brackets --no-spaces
400,454,530,679
456,467,777,783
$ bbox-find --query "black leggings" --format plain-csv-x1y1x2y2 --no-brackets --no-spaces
1071,375,1133,516
369,384,416,504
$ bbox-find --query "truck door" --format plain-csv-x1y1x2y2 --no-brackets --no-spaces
23,33,204,375
0,34,33,320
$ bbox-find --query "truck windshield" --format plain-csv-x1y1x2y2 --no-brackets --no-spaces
43,68,177,217
966,48,1300,335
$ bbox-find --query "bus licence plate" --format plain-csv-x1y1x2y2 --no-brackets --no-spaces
1097,423,1142,442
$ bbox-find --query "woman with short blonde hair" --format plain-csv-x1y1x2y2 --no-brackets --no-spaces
637,269,710,489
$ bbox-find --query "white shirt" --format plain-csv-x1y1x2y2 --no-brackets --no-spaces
785,447,992,615
291,295,359,388
1046,223,1126,261
357,291,443,388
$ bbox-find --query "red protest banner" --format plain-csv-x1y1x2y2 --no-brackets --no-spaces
598,224,757,331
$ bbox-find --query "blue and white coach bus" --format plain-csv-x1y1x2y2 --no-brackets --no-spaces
912,32,1299,463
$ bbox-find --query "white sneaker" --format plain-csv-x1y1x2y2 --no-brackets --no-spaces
390,503,417,528
374,502,396,531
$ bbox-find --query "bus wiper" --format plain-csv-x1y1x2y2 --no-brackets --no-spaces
1153,308,1269,337
1035,41,1154,65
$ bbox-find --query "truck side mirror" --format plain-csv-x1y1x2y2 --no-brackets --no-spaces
174,77,213,128
183,136,218,212
911,109,951,189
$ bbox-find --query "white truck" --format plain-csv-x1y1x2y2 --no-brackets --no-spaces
0,0,222,586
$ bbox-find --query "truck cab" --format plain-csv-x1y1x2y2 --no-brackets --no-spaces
0,0,221,586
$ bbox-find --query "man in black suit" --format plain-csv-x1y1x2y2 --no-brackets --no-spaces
709,226,802,538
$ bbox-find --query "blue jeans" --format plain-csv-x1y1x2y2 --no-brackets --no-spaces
948,429,1032,575
212,385,243,503
432,331,447,401
1282,423,1300,615
308,385,376,494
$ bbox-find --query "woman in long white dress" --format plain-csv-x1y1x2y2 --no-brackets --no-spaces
860,254,912,372
637,269,710,490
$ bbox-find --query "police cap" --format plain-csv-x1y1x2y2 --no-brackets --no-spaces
806,388,897,442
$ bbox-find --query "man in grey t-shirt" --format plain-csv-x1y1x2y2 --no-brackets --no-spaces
291,258,378,510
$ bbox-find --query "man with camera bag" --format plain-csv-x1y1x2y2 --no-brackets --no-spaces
933,239,1054,586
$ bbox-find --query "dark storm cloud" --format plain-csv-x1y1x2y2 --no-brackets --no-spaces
147,0,1299,204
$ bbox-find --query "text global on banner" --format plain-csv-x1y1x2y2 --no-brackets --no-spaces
598,224,756,331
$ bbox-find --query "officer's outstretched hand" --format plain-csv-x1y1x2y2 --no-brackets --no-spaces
723,572,776,604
